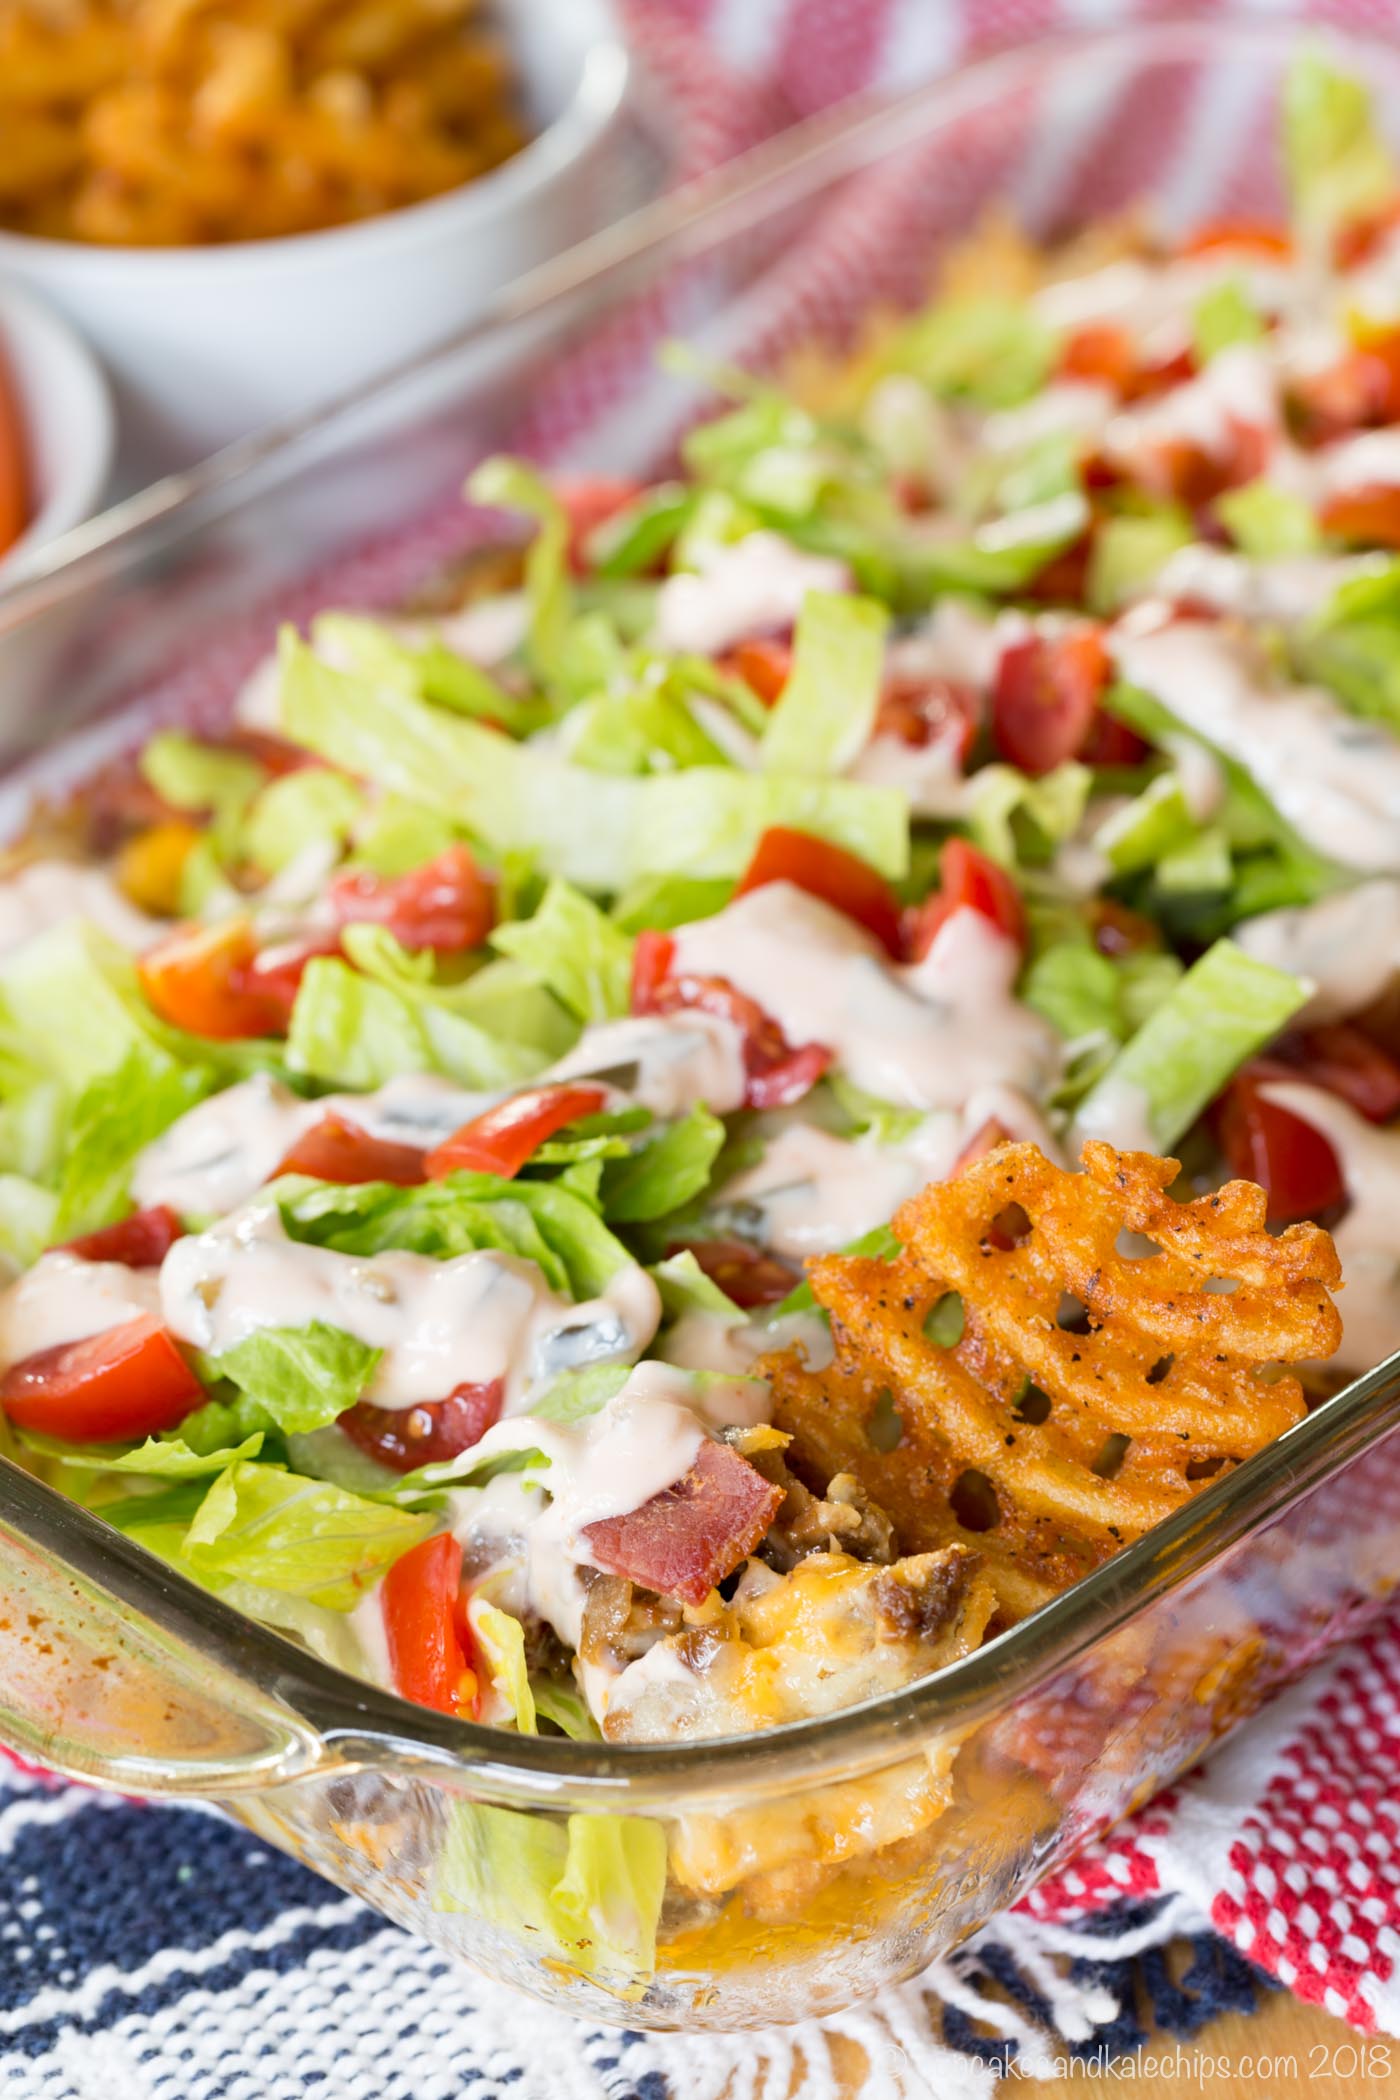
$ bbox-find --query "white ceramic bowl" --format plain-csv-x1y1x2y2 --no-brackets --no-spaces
0,0,628,477
0,279,113,584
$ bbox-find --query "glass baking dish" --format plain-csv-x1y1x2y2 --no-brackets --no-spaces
3,14,1400,2034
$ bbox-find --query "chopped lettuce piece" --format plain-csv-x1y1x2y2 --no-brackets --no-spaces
434,1801,667,1995
650,1248,744,1324
826,1071,923,1146
1296,609,1400,733
470,1596,536,1731
491,880,633,1025
180,1461,432,1609
1087,507,1194,614
311,611,544,736
901,492,1090,602
1191,278,1263,362
280,633,908,885
610,873,733,935
600,1104,726,1224
140,732,262,832
968,761,1092,870
243,768,364,877
53,1043,214,1238
198,1323,381,1439
1095,772,1197,876
1071,939,1307,1153
586,481,696,577
277,1169,634,1302
530,1361,632,1424
760,591,890,775
566,685,730,775
113,1434,266,1477
1284,49,1396,250
350,796,462,879
1217,481,1322,559
531,1681,601,1740
468,457,570,682
1156,824,1234,897
882,296,1058,410
0,1173,57,1267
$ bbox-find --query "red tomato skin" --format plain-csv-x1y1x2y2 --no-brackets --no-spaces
1319,484,1400,547
274,1114,427,1188
243,933,343,1027
139,919,288,1041
735,827,903,956
874,672,981,762
59,1206,184,1268
0,1317,202,1442
634,955,832,1110
382,1533,474,1716
1213,1068,1346,1226
1273,1023,1400,1125
991,631,1110,777
666,1236,799,1310
1181,218,1292,260
1059,324,1137,394
904,839,1026,963
723,638,793,707
1079,711,1149,767
630,929,677,1010
328,845,493,955
341,1380,505,1473
425,1083,608,1181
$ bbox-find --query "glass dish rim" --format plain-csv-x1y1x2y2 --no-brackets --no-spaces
4,13,1400,1805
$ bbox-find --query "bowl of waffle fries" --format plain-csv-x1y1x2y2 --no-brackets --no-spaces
0,0,628,468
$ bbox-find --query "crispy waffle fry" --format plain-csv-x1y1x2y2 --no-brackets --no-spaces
768,1142,1342,1617
0,0,526,245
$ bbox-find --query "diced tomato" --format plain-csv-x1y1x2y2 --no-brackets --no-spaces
0,342,28,558
632,948,832,1110
557,478,645,570
1271,1023,1400,1125
328,845,493,954
425,1083,608,1181
242,932,343,1028
723,638,793,707
1319,483,1400,547
381,1533,476,1716
904,838,1027,964
874,672,981,762
341,1379,504,1473
1180,218,1292,260
952,1118,1012,1179
667,1236,800,1310
630,928,676,1011
1212,1066,1345,1226
735,827,903,956
1024,533,1095,608
991,630,1111,777
275,1114,427,1187
1060,324,1137,394
1136,417,1271,507
1078,710,1149,767
0,1316,202,1442
139,918,290,1040
58,1205,184,1268
582,1438,784,1606
1335,199,1400,272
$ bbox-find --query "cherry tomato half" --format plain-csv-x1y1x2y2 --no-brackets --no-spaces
904,838,1026,963
735,827,903,956
381,1533,476,1716
425,1083,608,1181
0,1316,202,1443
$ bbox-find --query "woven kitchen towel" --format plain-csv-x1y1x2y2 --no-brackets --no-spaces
6,0,1400,2090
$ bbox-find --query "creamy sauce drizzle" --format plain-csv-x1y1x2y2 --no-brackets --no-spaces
1112,611,1400,872
1236,880,1400,1024
0,1254,162,1366
649,533,849,657
670,882,1060,1112
0,862,161,958
159,1202,660,1411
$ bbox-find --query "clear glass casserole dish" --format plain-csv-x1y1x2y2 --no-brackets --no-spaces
3,14,1400,2033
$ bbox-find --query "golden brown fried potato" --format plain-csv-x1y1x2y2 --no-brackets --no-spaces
767,1142,1342,1620
0,0,525,245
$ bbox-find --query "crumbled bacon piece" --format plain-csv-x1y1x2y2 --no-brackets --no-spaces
582,1438,784,1606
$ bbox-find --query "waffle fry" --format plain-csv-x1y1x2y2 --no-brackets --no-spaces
0,0,526,245
768,1141,1342,1619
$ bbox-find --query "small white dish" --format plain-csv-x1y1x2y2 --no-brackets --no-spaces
0,0,629,476
0,278,114,585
